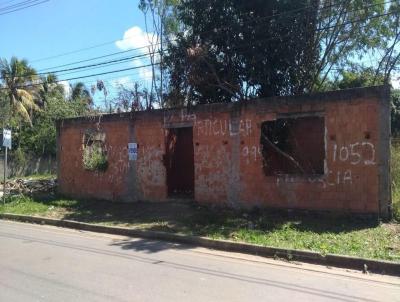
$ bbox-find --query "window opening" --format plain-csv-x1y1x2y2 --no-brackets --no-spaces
260,115,325,176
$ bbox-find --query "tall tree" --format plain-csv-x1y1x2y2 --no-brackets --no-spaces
0,89,10,128
18,85,91,156
0,57,41,126
372,1,400,84
313,0,398,90
154,0,400,105
39,73,65,107
70,82,93,106
164,0,320,105
139,0,181,107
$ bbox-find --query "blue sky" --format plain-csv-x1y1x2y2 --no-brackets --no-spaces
0,0,157,104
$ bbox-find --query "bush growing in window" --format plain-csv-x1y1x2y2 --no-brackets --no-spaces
82,130,108,172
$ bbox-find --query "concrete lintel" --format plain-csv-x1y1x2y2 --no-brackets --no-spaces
163,121,194,129
57,86,389,126
277,111,325,119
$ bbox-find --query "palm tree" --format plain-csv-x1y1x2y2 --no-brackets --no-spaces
0,57,41,126
70,82,93,106
39,73,64,107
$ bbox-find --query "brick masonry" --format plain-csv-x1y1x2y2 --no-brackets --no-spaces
56,86,392,219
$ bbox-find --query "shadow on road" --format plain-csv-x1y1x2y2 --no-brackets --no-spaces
109,238,189,254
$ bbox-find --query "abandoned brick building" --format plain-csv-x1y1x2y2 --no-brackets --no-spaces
57,86,392,219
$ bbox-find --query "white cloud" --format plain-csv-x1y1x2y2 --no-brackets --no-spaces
115,26,160,85
115,26,159,53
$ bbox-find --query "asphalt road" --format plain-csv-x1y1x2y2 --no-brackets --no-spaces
0,220,399,302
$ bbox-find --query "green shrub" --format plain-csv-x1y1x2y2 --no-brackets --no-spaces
11,147,27,165
391,143,400,221
82,144,108,172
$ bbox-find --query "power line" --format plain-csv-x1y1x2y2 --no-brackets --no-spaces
27,0,374,64
36,53,154,76
0,0,48,16
29,10,400,81
68,70,157,87
2,1,397,85
18,0,391,79
31,37,161,64
33,4,400,72
8,51,159,79
0,63,159,90
51,57,155,78
37,46,158,72
0,0,40,12
0,0,21,7
53,63,157,83
5,8,396,84
36,47,165,77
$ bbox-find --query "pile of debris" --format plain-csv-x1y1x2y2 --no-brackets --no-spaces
1,178,57,196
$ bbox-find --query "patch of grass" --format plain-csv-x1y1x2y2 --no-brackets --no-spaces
8,173,56,181
25,173,56,180
0,195,49,215
391,143,400,221
0,195,399,262
181,209,400,261
0,195,78,216
205,221,398,260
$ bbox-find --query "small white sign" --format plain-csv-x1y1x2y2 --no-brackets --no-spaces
2,129,11,149
128,143,138,161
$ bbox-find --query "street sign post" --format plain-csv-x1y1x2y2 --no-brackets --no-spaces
3,129,11,149
2,129,11,205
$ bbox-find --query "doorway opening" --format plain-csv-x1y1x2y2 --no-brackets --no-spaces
165,127,194,198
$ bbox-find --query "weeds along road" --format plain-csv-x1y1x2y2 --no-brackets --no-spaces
0,220,399,302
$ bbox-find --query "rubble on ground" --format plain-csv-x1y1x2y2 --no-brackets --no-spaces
0,178,57,195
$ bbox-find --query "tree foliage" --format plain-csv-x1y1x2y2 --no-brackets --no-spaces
164,0,320,105
323,67,384,90
112,83,157,112
0,57,41,125
17,87,90,156
312,0,391,89
322,67,400,136
391,90,400,137
137,0,400,106
139,0,182,107
0,57,93,158
70,82,93,105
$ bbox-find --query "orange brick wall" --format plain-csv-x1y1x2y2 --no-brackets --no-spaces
58,119,131,201
57,86,391,218
57,114,168,202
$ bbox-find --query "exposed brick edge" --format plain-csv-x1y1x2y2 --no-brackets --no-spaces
57,85,389,125
1,213,399,276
